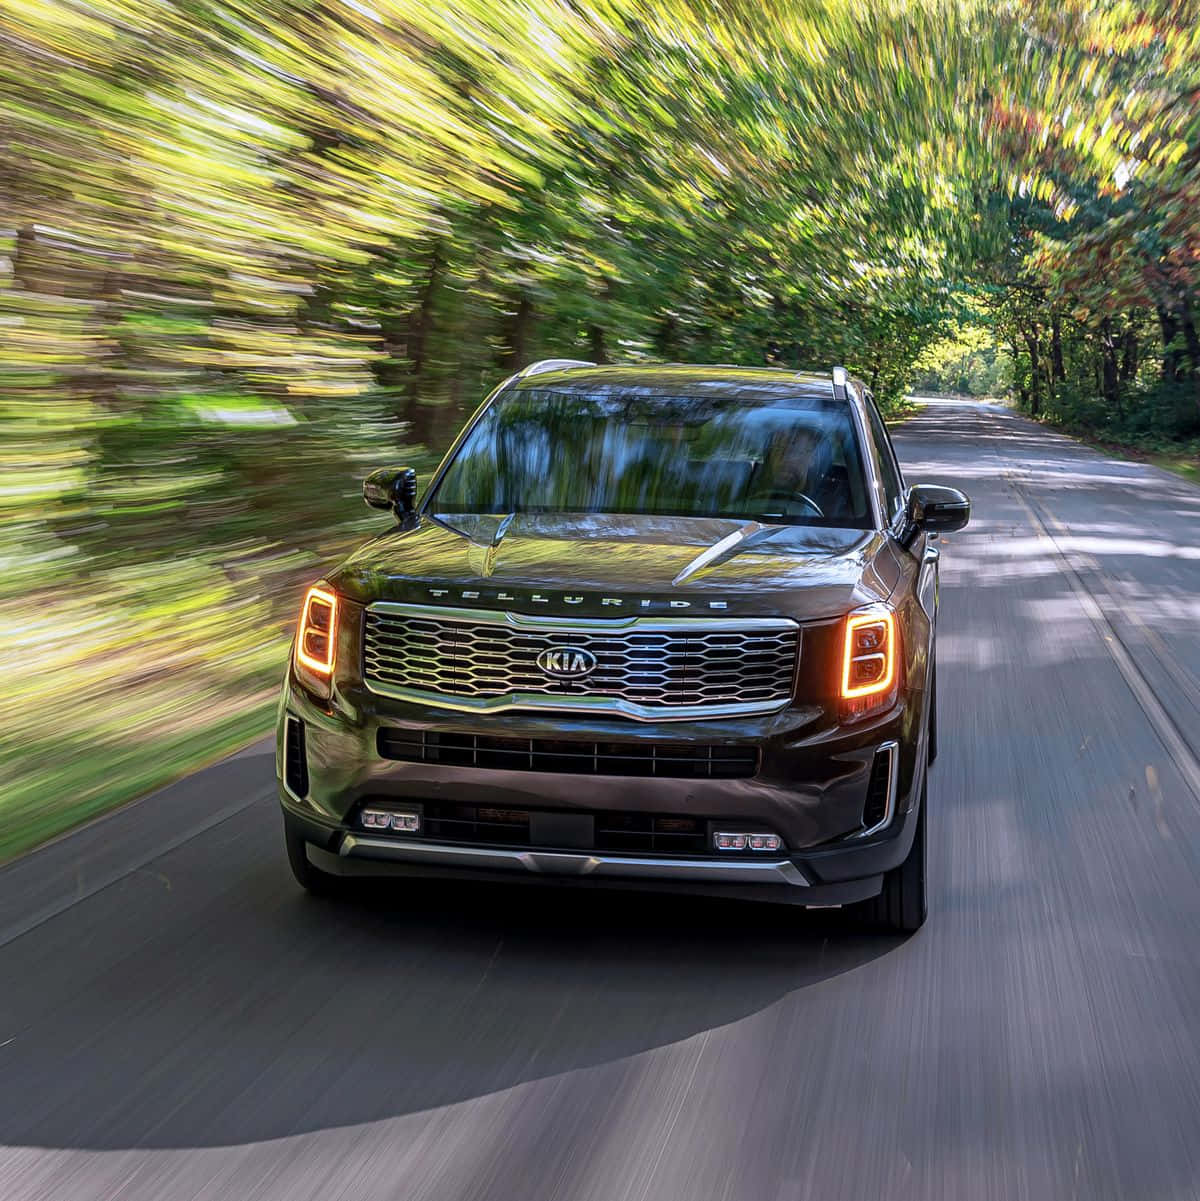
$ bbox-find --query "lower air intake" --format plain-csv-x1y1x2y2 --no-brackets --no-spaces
377,729,758,779
861,742,897,833
284,716,308,798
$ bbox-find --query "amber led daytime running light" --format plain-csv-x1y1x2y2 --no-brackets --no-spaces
297,587,337,675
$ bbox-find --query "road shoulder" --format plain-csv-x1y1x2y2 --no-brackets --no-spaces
0,739,274,949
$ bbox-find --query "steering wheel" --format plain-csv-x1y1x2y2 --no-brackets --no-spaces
757,488,824,518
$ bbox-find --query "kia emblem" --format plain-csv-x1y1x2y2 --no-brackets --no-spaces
536,646,598,680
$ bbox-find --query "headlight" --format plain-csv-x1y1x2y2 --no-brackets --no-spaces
295,585,338,696
841,607,898,719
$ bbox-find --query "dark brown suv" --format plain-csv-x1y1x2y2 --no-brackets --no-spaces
277,362,969,932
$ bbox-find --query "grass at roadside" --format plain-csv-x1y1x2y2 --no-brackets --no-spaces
2,704,277,864
1029,417,1200,488
0,545,350,863
884,395,923,426
0,420,443,864
1097,441,1200,486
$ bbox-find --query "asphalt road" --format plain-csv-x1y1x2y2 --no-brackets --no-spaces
4,400,1200,1201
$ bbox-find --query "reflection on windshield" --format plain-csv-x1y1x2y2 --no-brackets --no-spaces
431,389,871,528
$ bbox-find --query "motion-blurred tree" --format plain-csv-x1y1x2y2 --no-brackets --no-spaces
3,0,1199,597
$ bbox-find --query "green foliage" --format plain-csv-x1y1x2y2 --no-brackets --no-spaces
981,2,1200,436
912,326,1012,397
3,0,1200,851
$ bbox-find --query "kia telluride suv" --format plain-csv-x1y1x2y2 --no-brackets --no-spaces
277,362,969,932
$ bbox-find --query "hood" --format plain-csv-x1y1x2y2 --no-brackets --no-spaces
331,512,899,621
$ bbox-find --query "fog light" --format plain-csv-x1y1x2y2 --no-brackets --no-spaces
713,830,782,853
747,833,782,852
360,808,420,833
714,832,748,851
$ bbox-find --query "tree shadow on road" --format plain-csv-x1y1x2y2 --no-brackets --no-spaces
0,816,901,1150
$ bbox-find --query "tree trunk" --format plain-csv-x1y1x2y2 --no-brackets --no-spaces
589,323,609,364
1157,305,1180,382
1023,324,1041,416
1011,339,1028,408
1179,298,1200,379
1179,299,1200,419
1120,321,1139,382
654,314,679,360
1100,317,1120,415
1049,314,1064,408
502,292,533,370
12,224,38,290
407,242,444,403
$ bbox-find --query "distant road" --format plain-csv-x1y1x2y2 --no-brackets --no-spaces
3,400,1200,1201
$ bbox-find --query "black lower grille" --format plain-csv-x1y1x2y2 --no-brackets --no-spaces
422,802,533,847
593,811,709,855
284,716,308,797
862,746,893,829
377,729,758,779
356,801,782,858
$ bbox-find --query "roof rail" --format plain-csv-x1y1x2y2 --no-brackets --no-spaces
517,358,596,379
830,365,849,400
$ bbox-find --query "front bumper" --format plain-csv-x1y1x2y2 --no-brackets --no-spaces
284,801,921,907
279,668,927,906
278,586,927,903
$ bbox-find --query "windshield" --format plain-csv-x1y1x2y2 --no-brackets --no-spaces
430,388,872,528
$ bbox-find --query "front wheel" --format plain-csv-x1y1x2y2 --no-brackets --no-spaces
854,780,927,934
285,823,344,897
927,657,939,765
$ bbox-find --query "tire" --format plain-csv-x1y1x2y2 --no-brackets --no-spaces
927,657,939,765
856,779,927,934
285,824,343,897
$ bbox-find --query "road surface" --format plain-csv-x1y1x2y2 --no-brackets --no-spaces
4,400,1200,1200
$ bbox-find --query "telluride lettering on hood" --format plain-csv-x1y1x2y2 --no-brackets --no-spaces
279,362,970,934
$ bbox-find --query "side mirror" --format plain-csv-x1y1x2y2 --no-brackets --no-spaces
363,466,418,519
902,483,970,546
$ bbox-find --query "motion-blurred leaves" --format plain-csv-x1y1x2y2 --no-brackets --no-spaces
1,0,1198,852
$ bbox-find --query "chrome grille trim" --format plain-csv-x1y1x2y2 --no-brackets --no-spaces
363,603,799,721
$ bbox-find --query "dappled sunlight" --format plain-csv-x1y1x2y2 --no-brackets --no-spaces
933,631,1011,670
940,547,1068,584
994,534,1200,563
901,405,1200,694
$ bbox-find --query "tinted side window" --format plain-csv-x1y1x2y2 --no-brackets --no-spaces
862,393,905,521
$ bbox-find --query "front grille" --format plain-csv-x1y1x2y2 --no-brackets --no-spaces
377,729,759,779
363,605,798,714
358,800,780,858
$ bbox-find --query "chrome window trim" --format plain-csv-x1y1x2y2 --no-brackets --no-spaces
843,382,888,532
517,358,596,378
363,603,799,721
855,740,899,837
